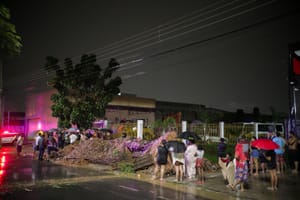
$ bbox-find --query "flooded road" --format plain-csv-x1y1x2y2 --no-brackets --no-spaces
0,144,208,200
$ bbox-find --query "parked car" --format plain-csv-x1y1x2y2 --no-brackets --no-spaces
200,135,228,143
0,130,20,145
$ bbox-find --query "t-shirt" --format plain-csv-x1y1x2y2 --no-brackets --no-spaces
272,136,285,154
235,141,249,161
157,145,168,164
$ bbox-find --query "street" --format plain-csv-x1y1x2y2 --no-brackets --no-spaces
0,144,207,200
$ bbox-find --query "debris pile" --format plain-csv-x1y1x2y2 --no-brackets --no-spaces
55,131,218,172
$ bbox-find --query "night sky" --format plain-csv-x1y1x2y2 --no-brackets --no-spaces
2,0,300,114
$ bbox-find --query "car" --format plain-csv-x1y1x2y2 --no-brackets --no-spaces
0,130,20,145
200,135,228,143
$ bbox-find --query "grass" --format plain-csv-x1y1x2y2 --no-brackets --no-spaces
200,143,235,164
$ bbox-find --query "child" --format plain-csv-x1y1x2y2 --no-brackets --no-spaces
264,150,278,191
195,144,205,184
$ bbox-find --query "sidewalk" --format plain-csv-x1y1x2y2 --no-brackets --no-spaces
136,170,300,200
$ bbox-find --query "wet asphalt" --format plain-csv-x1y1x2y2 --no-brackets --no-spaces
0,144,300,200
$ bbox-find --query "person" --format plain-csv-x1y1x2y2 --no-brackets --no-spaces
287,131,299,173
33,131,42,159
217,138,227,158
229,136,249,192
272,132,286,174
217,138,227,182
37,134,45,160
69,132,78,144
169,140,186,182
16,134,24,158
259,149,268,174
195,144,205,184
46,134,58,161
152,139,169,181
250,136,259,176
264,150,278,191
184,138,198,180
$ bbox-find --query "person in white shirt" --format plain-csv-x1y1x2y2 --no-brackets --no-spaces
184,139,198,179
69,132,78,144
16,135,24,158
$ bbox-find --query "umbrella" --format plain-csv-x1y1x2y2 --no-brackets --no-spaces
178,131,200,141
251,139,279,150
165,140,186,153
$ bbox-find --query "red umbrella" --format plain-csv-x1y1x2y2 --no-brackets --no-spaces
251,139,279,150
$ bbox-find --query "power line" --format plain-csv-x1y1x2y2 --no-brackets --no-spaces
6,0,283,90
26,0,264,81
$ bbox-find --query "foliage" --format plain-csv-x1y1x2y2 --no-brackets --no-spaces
152,117,176,136
118,162,135,173
45,55,122,129
198,109,224,123
0,3,22,57
202,143,235,164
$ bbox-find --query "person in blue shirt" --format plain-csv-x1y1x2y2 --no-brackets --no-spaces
272,132,286,174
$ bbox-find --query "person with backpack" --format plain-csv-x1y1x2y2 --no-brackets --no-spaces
152,139,169,181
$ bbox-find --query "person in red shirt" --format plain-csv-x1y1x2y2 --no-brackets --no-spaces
229,136,249,192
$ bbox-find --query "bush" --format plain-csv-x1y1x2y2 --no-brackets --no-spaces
202,143,235,164
118,162,135,173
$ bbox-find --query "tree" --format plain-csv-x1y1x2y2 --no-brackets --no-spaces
45,54,122,129
0,3,22,129
0,3,22,57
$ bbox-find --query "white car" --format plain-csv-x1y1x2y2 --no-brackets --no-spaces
0,130,20,145
201,135,228,143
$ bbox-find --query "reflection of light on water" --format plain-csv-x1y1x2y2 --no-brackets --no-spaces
13,172,19,180
32,172,36,180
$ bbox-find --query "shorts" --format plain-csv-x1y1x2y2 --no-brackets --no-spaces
195,158,204,168
276,154,284,163
288,150,298,162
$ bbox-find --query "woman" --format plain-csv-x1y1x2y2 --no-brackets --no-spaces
152,139,169,181
264,150,278,191
184,139,198,180
229,136,249,192
250,136,259,176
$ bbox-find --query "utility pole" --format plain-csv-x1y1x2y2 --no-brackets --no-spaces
288,42,300,137
0,59,3,129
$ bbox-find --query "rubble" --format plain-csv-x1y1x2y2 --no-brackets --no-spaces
54,131,219,172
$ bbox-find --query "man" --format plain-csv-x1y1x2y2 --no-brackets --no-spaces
272,132,286,174
16,134,24,158
288,131,298,173
217,138,227,182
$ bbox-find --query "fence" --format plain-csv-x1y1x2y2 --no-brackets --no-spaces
105,121,245,144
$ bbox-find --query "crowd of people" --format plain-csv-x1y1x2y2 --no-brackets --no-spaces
151,128,299,192
152,136,205,184
32,128,109,161
218,130,299,192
